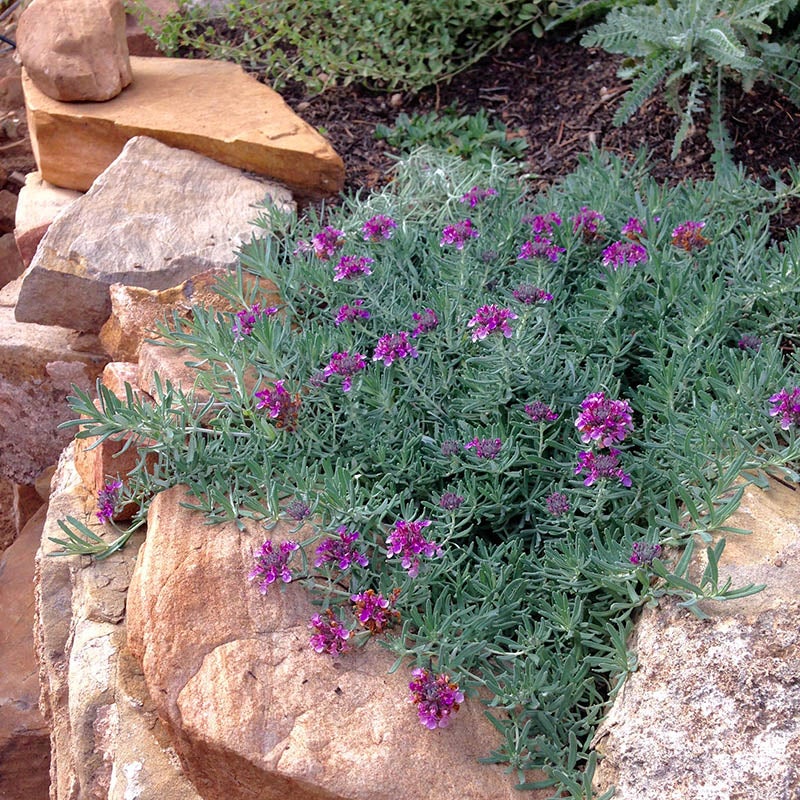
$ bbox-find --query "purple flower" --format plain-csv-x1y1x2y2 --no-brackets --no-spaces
545,491,570,517
525,401,559,423
362,214,397,242
322,351,368,392
601,241,648,270
309,609,352,656
575,392,634,447
621,217,645,240
312,226,345,259
571,207,605,240
254,380,301,431
351,588,401,634
334,299,371,326
232,303,278,341
671,220,710,252
517,235,565,262
373,331,418,366
440,440,461,457
575,449,632,488
629,541,662,566
411,308,439,337
737,334,762,352
249,539,300,593
408,667,465,730
333,255,374,281
524,211,562,235
439,491,465,510
464,437,503,459
513,284,553,305
459,186,498,207
385,518,442,578
440,219,479,249
769,387,800,430
285,500,311,521
467,304,517,341
314,526,369,570
96,479,123,523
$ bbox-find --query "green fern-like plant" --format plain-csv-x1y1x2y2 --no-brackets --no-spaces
581,0,800,169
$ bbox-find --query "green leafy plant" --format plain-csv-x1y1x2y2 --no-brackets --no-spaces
580,0,800,168
58,148,800,796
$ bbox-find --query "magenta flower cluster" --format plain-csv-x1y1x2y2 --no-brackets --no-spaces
335,299,370,326
249,539,299,593
602,241,648,270
373,331,419,366
323,351,367,392
467,304,517,341
310,226,345,259
513,284,553,305
769,387,800,430
315,526,369,570
439,491,465,510
464,437,503,459
525,401,558,423
545,491,570,517
440,218,479,249
621,217,645,240
737,334,761,352
96,479,122,523
408,667,465,729
460,186,497,207
254,380,301,430
385,518,442,578
309,609,352,656
362,214,397,242
411,308,439,337
571,206,605,240
526,211,562,234
333,254,374,281
671,220,710,252
629,541,662,566
232,303,277,342
575,392,634,447
351,588,401,634
517,235,565,263
575,449,632,487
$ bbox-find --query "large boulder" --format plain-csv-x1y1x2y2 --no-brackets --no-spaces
17,0,132,102
592,478,800,799
22,56,345,201
126,486,539,800
14,136,292,333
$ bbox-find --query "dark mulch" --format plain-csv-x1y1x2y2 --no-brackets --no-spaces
276,30,800,237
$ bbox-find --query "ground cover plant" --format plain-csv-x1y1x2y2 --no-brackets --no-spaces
57,146,800,797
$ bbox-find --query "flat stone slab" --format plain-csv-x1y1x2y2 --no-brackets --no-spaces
23,56,345,201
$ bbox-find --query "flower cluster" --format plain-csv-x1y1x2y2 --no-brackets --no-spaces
439,491,465,510
517,235,565,263
96,479,122,523
411,308,439,337
525,211,562,234
571,206,605,240
513,284,553,305
335,299,371,326
575,392,634,447
621,217,645,240
309,609,352,656
467,304,517,341
294,226,345,259
373,331,419,366
351,588,401,634
249,539,299,593
254,380,302,431
601,241,648,270
769,387,800,430
333,254,374,281
545,491,570,517
362,214,397,241
575,449,632,487
385,519,441,577
464,437,503,459
671,220,710,252
525,401,559,423
629,541,662,566
285,499,311,521
460,186,497,207
737,334,762,352
440,219,479,249
314,526,369,570
323,351,367,392
440,440,461,457
408,668,465,729
232,303,277,342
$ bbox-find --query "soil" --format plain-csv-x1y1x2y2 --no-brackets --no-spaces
1,16,799,236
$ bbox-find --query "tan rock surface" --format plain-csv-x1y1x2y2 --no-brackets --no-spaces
23,56,345,201
592,478,800,799
0,504,50,800
15,136,292,332
0,231,24,288
17,0,132,102
127,486,535,800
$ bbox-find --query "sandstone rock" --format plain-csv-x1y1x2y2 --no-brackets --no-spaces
592,478,800,800
0,188,17,234
124,0,180,57
15,136,292,332
17,0,132,102
0,280,107,483
0,504,50,800
36,444,202,800
127,486,537,800
23,56,345,201
0,232,24,288
14,172,82,268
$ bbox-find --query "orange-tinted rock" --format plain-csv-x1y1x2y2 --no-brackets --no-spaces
0,189,17,234
17,0,132,102
0,232,24,288
23,56,344,201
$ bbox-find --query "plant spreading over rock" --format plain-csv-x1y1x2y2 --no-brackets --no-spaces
59,149,800,796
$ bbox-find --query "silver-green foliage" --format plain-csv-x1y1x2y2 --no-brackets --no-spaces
60,149,800,796
581,0,800,165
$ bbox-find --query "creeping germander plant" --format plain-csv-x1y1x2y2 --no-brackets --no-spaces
57,149,800,797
